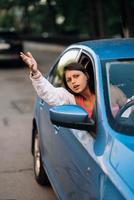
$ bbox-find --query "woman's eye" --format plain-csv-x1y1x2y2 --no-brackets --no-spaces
74,74,79,78
66,79,71,83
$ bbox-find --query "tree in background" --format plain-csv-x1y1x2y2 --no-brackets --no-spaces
54,0,134,38
0,0,134,38
15,0,41,33
120,0,134,37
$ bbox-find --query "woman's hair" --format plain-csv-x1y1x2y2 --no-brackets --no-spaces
63,62,95,95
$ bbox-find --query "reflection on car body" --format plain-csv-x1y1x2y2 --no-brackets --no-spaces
31,38,134,200
0,30,23,66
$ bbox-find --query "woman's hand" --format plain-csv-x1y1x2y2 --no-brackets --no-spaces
20,52,37,73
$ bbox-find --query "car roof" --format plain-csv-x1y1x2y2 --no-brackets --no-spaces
77,38,134,60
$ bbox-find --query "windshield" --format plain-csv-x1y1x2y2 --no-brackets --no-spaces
103,59,134,135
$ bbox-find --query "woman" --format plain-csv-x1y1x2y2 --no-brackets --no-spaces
20,52,96,118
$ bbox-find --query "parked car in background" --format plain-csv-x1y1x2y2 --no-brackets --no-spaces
0,30,23,67
31,38,134,200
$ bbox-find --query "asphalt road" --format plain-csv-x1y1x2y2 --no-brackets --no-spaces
0,42,65,200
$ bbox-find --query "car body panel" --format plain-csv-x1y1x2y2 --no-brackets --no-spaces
32,38,134,200
78,38,134,60
110,136,134,193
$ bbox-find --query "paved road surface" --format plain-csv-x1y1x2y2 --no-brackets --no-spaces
0,41,65,200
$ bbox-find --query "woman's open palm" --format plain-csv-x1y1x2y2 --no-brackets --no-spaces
20,52,37,72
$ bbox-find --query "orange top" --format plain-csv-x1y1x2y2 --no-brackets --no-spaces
75,96,94,118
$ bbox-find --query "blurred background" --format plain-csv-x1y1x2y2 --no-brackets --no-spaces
0,0,134,44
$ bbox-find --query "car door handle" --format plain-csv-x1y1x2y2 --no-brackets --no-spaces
40,99,44,106
54,125,60,134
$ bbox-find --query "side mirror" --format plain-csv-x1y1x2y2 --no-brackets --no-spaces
49,105,95,131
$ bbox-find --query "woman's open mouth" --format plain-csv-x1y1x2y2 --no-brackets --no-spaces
73,85,80,90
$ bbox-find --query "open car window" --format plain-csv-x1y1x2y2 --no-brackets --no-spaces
49,50,96,134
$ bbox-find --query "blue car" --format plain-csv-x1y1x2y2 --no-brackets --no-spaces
31,38,134,200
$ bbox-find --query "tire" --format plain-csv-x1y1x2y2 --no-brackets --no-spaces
33,131,50,186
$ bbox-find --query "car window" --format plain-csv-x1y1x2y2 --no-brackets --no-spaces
49,49,80,87
104,59,134,135
49,50,96,133
107,61,134,98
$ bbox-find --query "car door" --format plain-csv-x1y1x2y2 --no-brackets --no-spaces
48,51,103,200
38,48,81,193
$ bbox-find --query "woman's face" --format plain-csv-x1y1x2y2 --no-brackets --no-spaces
65,70,88,94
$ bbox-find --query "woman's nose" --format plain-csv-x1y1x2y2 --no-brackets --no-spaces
71,78,75,84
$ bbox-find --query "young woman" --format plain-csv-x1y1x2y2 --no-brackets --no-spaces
20,51,96,118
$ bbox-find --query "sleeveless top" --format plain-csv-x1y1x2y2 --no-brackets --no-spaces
75,96,93,118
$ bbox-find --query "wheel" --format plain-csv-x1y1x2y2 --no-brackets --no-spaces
33,130,50,186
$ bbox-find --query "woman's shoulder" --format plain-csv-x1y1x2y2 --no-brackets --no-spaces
57,87,76,104
58,86,74,96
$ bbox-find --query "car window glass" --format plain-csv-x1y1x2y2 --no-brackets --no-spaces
105,60,134,134
49,49,79,87
107,61,134,98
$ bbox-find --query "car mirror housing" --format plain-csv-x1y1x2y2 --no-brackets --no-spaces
49,105,95,131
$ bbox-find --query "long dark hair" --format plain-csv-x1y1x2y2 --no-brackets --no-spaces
63,62,95,95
